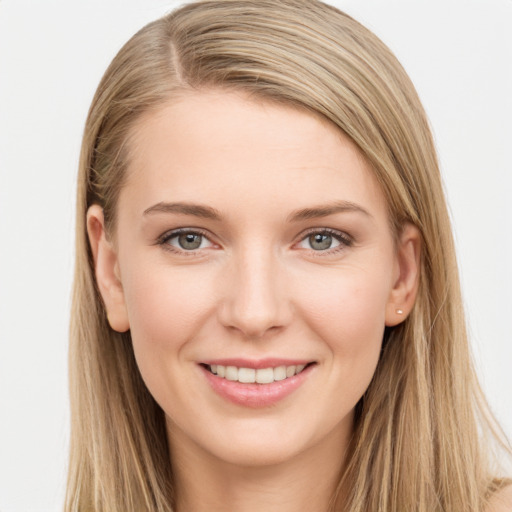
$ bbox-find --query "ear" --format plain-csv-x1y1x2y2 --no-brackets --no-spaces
385,223,421,327
87,205,130,332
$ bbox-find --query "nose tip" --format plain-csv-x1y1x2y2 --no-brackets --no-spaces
217,254,291,339
222,305,282,339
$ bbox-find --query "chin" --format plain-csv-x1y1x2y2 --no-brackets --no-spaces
209,435,309,468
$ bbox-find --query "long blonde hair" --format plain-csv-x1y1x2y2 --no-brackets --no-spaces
67,1,510,510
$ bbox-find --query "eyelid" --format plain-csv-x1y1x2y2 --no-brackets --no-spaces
294,227,354,253
155,226,353,256
156,227,218,254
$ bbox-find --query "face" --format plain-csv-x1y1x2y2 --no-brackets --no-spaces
89,90,419,469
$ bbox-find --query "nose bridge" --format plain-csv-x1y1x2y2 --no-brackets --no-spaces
219,242,289,338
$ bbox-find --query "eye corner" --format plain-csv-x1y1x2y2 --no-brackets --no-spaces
294,228,354,255
156,227,219,255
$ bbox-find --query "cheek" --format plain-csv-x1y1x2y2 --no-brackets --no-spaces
122,263,217,366
299,263,389,335
120,262,223,417
295,263,391,380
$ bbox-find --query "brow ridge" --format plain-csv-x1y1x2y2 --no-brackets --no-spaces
287,200,372,222
143,200,371,222
143,202,221,220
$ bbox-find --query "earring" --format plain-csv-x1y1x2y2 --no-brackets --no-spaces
396,309,404,315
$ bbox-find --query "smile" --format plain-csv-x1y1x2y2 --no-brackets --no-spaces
206,364,308,384
200,360,316,407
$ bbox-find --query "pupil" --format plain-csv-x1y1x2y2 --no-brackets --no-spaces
310,233,332,250
179,233,202,250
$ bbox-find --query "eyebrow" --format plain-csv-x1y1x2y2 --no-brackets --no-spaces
287,200,372,222
142,200,372,222
143,202,222,220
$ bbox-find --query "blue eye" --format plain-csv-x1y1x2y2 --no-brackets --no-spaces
306,233,339,251
162,230,213,251
297,229,351,252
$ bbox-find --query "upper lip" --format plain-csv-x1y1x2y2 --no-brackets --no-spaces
200,358,315,369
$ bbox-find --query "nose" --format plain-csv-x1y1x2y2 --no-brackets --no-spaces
217,247,292,340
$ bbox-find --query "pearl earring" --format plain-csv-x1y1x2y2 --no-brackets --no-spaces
396,309,404,315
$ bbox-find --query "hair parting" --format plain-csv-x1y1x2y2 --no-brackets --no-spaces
67,1,511,510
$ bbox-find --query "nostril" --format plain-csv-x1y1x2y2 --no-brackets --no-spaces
216,267,293,338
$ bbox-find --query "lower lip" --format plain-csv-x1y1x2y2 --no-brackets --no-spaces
201,364,314,408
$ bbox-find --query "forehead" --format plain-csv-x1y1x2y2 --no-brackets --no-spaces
120,90,387,223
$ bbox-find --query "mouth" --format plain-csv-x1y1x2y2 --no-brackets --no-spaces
199,360,316,407
201,362,314,384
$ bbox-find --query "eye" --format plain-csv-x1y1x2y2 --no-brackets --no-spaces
303,233,339,251
160,229,214,252
297,229,352,252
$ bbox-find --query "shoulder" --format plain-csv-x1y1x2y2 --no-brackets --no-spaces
487,485,512,512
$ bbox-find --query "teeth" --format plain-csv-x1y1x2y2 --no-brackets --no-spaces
286,365,296,377
225,366,238,381
208,363,309,384
238,367,256,383
256,368,273,384
273,366,287,381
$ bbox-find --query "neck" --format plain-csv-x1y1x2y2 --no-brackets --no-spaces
167,421,351,512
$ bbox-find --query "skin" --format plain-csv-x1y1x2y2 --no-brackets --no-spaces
489,488,512,512
88,90,421,512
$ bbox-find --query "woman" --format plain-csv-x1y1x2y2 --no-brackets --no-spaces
67,0,511,510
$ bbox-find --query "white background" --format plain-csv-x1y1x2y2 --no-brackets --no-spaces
0,1,511,510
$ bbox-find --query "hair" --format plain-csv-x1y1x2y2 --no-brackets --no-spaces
67,1,511,510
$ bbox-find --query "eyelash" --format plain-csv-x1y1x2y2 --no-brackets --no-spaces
298,228,353,255
157,228,214,257
156,227,353,256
